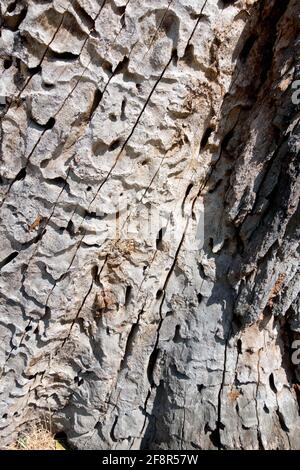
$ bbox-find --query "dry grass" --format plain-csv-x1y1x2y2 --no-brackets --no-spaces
6,420,67,451
7,425,56,450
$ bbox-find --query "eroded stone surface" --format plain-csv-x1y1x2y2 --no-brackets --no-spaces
0,0,299,449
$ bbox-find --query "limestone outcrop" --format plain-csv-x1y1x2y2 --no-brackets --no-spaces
0,0,299,449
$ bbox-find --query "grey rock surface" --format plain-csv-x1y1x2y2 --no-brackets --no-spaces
0,0,299,449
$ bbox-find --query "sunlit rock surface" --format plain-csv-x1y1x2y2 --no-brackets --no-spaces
0,0,299,450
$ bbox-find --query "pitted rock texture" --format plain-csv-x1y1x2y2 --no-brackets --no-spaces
0,0,300,450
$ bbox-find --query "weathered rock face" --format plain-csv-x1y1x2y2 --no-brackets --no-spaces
0,0,299,450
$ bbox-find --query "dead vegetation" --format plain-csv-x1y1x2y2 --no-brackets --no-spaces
6,419,67,451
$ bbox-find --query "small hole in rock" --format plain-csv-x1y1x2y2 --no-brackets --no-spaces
44,117,56,130
49,51,79,61
183,43,195,65
263,404,270,414
102,60,113,74
15,167,26,181
269,373,277,393
43,82,55,89
114,56,129,75
3,58,13,69
125,285,132,306
173,325,181,343
156,227,165,250
156,289,163,299
200,127,213,149
66,220,75,237
45,306,51,318
120,14,126,28
184,183,194,202
204,422,212,434
28,64,42,76
89,88,102,117
91,265,99,283
116,6,126,16
147,347,160,384
46,177,66,187
90,29,98,38
7,1,17,13
121,98,127,121
109,139,122,151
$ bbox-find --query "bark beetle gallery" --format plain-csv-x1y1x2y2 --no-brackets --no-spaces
0,0,299,451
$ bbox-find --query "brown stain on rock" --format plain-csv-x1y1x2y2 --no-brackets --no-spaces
268,273,286,308
29,215,42,231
